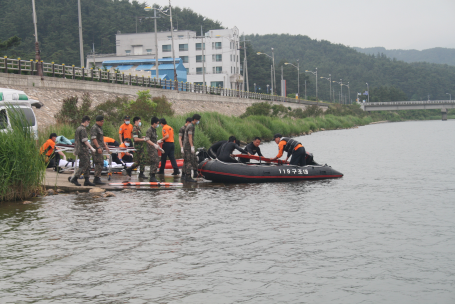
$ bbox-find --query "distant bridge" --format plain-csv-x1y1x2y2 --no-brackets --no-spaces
361,100,455,120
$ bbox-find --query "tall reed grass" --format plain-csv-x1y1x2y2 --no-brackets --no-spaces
0,107,46,202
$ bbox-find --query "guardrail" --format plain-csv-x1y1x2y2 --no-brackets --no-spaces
0,56,325,106
363,100,455,106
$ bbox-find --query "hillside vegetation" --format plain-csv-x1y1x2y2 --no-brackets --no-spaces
354,47,455,67
246,34,455,102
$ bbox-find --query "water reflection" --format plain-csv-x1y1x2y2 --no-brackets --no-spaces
1,120,454,303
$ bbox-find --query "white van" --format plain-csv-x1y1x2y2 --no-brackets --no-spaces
0,88,42,139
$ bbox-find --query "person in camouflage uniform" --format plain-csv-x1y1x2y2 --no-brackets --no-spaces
69,116,96,186
90,115,110,185
182,114,201,182
125,116,147,178
178,117,192,178
145,117,164,182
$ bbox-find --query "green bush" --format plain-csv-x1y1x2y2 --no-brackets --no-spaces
1,107,46,202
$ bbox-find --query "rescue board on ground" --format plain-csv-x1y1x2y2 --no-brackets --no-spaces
109,182,183,187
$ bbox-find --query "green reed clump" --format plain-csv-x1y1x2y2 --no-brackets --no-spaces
0,107,46,202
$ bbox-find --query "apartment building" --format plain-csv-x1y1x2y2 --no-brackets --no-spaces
87,27,243,89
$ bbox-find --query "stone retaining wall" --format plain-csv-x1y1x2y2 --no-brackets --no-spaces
0,73,328,128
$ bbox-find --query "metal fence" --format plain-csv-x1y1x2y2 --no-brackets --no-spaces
0,57,324,106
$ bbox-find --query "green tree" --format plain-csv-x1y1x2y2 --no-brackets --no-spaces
0,36,20,56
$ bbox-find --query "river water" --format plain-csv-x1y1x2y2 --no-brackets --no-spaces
1,120,454,303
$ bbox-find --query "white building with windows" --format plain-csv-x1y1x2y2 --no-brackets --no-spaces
87,27,243,89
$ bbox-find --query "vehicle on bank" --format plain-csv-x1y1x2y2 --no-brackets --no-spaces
197,149,343,183
0,88,42,139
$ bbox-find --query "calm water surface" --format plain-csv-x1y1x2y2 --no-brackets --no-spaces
1,120,454,303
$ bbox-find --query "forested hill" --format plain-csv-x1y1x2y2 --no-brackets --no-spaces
0,0,223,65
354,47,455,66
246,34,455,101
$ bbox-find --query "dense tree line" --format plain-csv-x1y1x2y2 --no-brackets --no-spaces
245,34,455,102
0,0,222,65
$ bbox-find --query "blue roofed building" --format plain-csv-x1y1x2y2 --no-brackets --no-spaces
101,58,187,83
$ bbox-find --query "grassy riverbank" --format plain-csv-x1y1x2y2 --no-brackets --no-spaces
1,109,46,202
39,112,374,159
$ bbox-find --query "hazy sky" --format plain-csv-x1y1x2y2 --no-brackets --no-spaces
147,0,455,50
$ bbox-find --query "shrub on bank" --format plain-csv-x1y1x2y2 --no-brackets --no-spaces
1,108,46,202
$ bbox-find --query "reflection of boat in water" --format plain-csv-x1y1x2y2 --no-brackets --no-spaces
197,154,343,183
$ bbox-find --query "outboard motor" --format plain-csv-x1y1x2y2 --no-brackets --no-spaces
196,148,211,164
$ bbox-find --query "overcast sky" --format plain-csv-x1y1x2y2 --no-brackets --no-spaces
147,0,455,50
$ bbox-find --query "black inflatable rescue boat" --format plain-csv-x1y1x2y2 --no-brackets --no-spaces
197,153,343,183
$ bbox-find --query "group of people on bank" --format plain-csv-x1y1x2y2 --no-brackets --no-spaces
40,113,202,186
40,111,307,186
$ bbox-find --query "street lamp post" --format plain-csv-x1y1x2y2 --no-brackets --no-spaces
333,79,345,104
257,50,276,95
31,0,43,79
284,60,300,99
144,6,160,82
320,74,332,102
446,93,451,100
305,68,318,100
366,83,370,103
78,0,84,68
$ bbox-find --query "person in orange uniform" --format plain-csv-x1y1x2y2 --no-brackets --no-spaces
270,133,307,166
157,118,180,175
40,133,66,168
119,115,133,143
119,138,133,162
103,136,121,163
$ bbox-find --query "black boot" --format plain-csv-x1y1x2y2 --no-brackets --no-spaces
68,176,81,186
185,175,197,182
181,172,186,178
84,177,96,186
193,170,199,178
124,167,132,177
157,168,165,175
149,174,158,182
138,171,146,179
93,177,106,185
171,168,180,175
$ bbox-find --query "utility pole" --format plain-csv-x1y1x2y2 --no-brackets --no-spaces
272,47,276,96
78,0,84,68
32,0,43,79
201,26,205,89
304,80,307,100
154,9,159,81
242,33,249,92
92,42,95,67
168,0,178,91
270,65,273,95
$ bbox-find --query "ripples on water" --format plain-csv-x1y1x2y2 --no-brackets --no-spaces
1,120,454,303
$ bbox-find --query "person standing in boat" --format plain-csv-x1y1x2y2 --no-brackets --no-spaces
178,117,192,179
217,137,251,163
270,134,306,166
182,114,201,182
239,137,263,163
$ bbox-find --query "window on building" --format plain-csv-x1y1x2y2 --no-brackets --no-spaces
163,57,171,59
231,67,233,73
196,55,205,62
125,50,131,56
179,44,188,51
167,36,172,39
212,42,222,50
178,35,184,38
146,49,152,55
196,67,206,75
213,66,222,74
185,68,189,74
162,45,171,52
194,82,204,86
195,43,205,50
212,54,222,62
180,56,189,63
211,81,224,88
